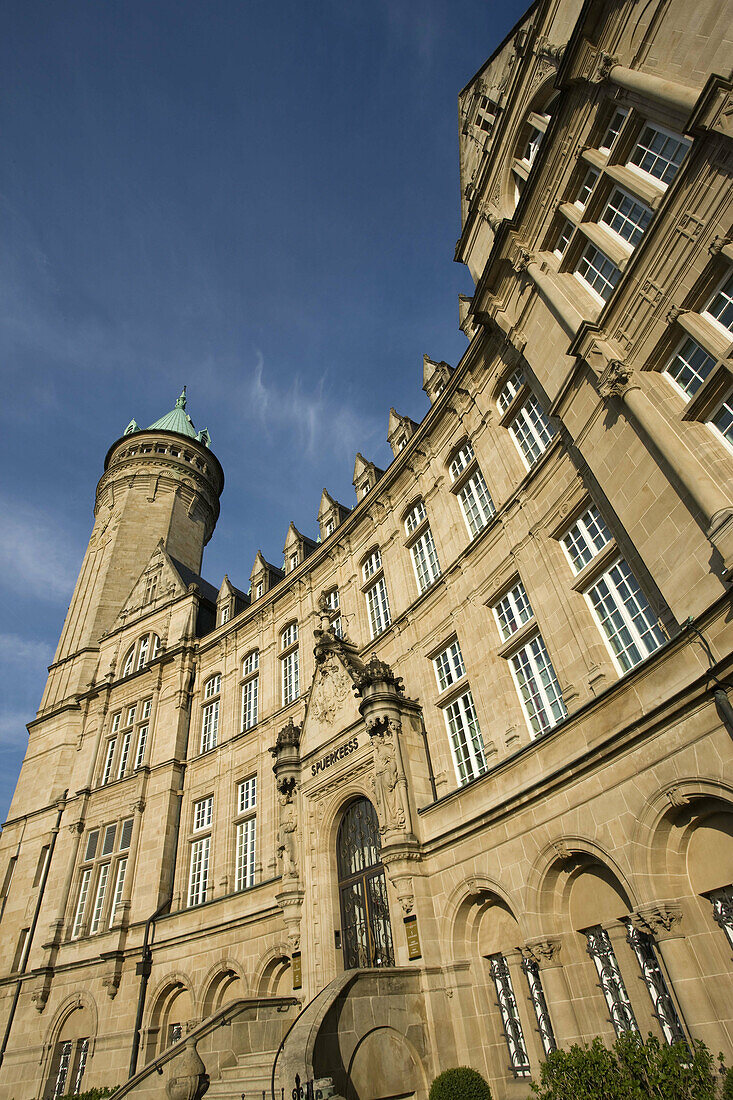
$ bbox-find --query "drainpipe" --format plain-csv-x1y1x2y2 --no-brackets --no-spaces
0,791,67,1068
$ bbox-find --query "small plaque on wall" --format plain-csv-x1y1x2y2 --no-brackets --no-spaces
404,915,421,960
292,951,302,990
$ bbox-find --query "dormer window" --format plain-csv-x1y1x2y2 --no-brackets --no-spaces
220,605,230,625
325,520,335,537
255,582,263,599
289,552,299,572
396,436,407,452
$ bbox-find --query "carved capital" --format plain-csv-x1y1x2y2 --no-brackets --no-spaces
68,821,84,836
665,785,690,809
710,235,732,256
522,938,562,967
629,902,684,938
511,245,533,274
598,359,634,399
551,840,574,864
666,306,683,326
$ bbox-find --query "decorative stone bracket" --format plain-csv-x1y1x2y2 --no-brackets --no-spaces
629,901,684,940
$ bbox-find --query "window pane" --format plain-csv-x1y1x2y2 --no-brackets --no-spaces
628,124,689,185
510,635,567,737
434,640,465,692
601,189,652,248
562,505,612,573
235,818,256,891
710,394,733,449
242,676,259,730
458,470,495,537
444,690,487,785
367,577,391,638
705,271,733,334
587,559,665,672
411,528,441,592
188,836,210,906
575,243,621,301
509,393,556,467
664,338,716,400
494,582,534,641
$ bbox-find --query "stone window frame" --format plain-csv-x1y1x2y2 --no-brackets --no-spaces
360,548,392,640
280,622,300,707
446,437,496,540
70,816,133,939
121,632,161,678
324,586,343,638
402,498,442,595
494,368,557,471
200,674,222,754
509,86,559,211
100,697,152,785
234,775,257,892
240,649,260,733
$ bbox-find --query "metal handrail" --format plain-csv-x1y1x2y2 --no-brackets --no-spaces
112,995,299,1099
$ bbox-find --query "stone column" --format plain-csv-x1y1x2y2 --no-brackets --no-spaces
597,362,733,568
631,902,732,1052
608,65,699,115
505,949,543,1072
522,937,582,1047
526,260,585,334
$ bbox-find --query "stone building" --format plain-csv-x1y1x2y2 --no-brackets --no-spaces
1,1,733,1098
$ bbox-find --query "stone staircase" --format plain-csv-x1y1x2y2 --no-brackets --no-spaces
206,1048,279,1100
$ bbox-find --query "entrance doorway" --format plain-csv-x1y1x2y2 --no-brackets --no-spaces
337,797,394,969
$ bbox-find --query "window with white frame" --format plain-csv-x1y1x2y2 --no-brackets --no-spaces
561,506,665,673
362,548,382,581
575,167,599,208
201,676,221,753
493,581,534,641
193,796,213,832
188,797,212,907
507,634,567,738
241,650,259,731
122,633,160,678
703,270,733,337
433,638,466,692
325,588,343,637
280,624,299,706
627,122,690,186
497,372,557,469
325,519,335,537
554,218,574,258
366,577,391,638
449,440,495,538
575,242,621,302
600,188,652,249
599,107,628,153
100,737,116,786
219,604,230,625
235,776,257,891
71,817,133,937
443,689,487,785
405,502,441,593
255,581,263,599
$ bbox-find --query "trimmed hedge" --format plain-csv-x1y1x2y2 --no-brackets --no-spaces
58,1088,119,1100
429,1067,492,1100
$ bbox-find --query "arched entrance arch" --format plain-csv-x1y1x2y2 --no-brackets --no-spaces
337,797,394,969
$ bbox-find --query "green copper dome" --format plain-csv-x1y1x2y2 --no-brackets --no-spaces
124,387,212,447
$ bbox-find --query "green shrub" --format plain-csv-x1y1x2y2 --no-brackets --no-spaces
530,1033,721,1100
59,1087,119,1100
721,1064,733,1100
429,1066,492,1100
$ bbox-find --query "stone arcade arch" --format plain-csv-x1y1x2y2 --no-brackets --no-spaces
256,945,292,996
200,960,247,1019
144,975,195,1061
336,797,394,969
345,1025,427,1100
42,995,98,1100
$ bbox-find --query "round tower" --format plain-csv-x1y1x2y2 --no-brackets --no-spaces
52,389,224,674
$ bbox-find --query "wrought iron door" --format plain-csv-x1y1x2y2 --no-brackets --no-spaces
337,798,394,969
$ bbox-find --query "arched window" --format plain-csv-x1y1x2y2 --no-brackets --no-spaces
337,798,394,969
121,634,160,678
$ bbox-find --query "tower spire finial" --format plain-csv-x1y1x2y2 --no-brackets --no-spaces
176,386,187,410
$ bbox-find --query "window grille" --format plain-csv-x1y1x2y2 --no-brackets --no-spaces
362,548,382,581
585,926,638,1035
626,923,685,1045
522,957,557,1055
193,797,213,832
489,954,531,1076
134,725,148,769
117,732,131,779
72,869,92,938
405,501,427,535
665,338,716,401
601,189,652,248
204,674,221,698
281,623,298,649
201,699,219,753
708,885,733,949
458,470,495,537
238,776,257,813
101,740,116,785
53,1041,73,1100
449,441,475,479
443,689,487,785
119,817,134,850
497,370,524,414
111,858,127,920
89,863,110,933
242,676,258,731
73,1038,89,1095
243,650,259,676
101,823,116,856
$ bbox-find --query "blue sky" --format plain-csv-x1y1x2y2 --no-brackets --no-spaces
0,0,528,821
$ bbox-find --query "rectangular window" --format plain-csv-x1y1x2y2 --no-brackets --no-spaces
704,271,733,335
235,817,256,891
443,689,487,785
494,581,534,641
220,605,230,624
73,1038,89,1096
509,635,567,737
126,704,137,726
489,954,531,1077
626,923,685,1045
136,636,149,670
522,957,557,1055
664,337,717,400
600,188,652,248
101,823,116,856
575,243,621,301
710,392,733,451
410,528,441,593
238,776,257,813
255,582,263,599
433,639,466,692
201,699,219,753
117,732,131,779
141,698,152,720
554,218,574,258
585,559,665,673
53,1041,73,1100
708,885,733,949
366,577,391,638
188,836,210,907
325,519,335,536
576,167,599,207
282,649,299,706
628,123,689,186
111,858,127,920
193,796,213,832
72,868,92,938
242,676,258,731
508,393,556,468
111,712,121,734
585,926,638,1035
458,471,495,537
449,440,475,479
134,725,148,769
89,863,109,934
101,740,116,785
362,548,382,581
12,928,30,972
562,505,612,573
600,107,628,152
33,845,50,888
119,817,134,850
84,830,100,862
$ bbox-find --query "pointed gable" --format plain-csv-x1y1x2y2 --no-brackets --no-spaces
216,574,249,626
299,642,365,758
387,407,420,457
318,489,351,540
353,452,385,501
109,541,191,630
422,354,454,404
249,550,284,602
283,522,317,574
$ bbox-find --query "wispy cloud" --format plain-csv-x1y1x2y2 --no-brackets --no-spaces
0,496,80,602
